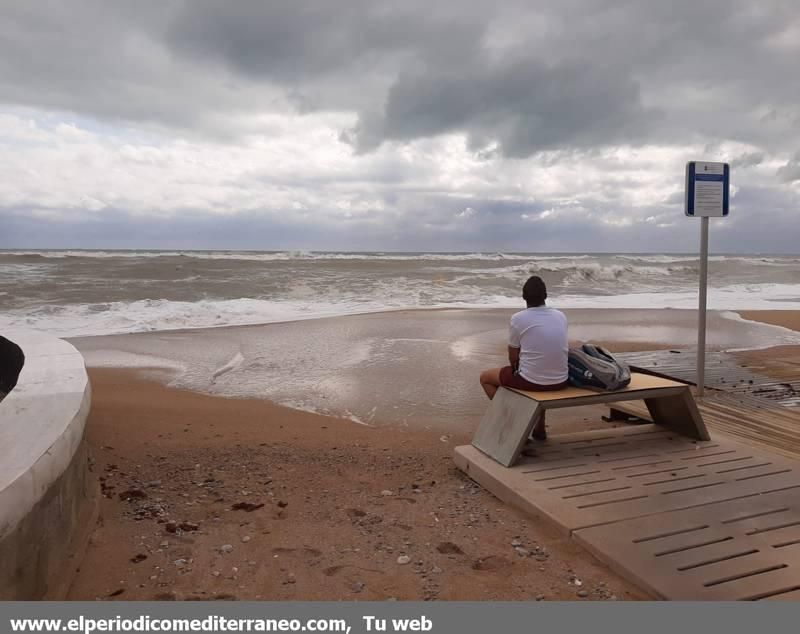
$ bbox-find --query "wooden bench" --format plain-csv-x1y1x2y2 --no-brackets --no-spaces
472,372,709,467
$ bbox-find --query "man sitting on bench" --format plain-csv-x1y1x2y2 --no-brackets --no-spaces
479,275,568,440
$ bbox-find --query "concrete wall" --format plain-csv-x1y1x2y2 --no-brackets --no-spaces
0,330,97,600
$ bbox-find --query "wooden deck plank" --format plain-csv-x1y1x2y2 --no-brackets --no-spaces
457,427,800,533
573,491,800,600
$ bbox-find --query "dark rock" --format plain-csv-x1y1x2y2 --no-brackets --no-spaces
436,542,464,555
231,502,265,512
118,489,147,501
323,565,343,577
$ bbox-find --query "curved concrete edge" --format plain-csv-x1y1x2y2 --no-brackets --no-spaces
0,386,91,538
0,330,98,599
0,437,99,599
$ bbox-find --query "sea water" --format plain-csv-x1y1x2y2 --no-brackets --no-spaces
2,250,799,337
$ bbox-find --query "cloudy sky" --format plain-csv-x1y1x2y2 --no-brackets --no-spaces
1,0,798,252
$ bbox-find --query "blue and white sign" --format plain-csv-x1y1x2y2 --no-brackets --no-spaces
685,161,730,217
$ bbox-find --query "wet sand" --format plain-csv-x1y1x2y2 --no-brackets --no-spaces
738,310,800,334
732,311,800,379
65,307,800,600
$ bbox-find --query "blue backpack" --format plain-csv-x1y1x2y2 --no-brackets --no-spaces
568,344,631,391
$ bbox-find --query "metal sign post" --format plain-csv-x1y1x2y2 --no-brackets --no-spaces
685,161,730,399
697,216,709,397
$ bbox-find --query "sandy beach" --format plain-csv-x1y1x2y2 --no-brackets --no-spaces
64,307,800,600
68,369,644,601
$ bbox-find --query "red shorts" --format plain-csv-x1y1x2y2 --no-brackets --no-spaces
498,366,568,391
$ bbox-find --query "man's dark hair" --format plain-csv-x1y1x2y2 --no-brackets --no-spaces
522,276,547,307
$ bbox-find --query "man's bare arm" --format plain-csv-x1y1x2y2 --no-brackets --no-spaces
508,346,520,371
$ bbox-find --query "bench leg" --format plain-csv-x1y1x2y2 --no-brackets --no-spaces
471,388,543,467
644,388,710,441
602,407,634,423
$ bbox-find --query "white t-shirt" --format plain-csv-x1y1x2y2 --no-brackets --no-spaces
508,306,568,385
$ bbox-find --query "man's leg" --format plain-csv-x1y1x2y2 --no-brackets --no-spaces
479,368,503,399
530,411,546,440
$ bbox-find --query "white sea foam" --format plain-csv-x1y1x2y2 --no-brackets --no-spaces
555,284,800,310
0,297,375,337
211,351,245,382
3,281,800,338
78,349,187,372
617,254,699,264
617,254,800,265
442,260,695,282
275,399,372,426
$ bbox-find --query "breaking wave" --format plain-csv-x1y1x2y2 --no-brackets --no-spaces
3,284,800,338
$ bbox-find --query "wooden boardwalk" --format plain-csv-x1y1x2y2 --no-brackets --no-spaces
456,426,800,600
456,349,800,599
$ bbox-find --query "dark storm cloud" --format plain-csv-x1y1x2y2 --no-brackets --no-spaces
166,1,482,85
143,0,800,155
167,1,658,155
344,60,656,156
1,1,798,155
